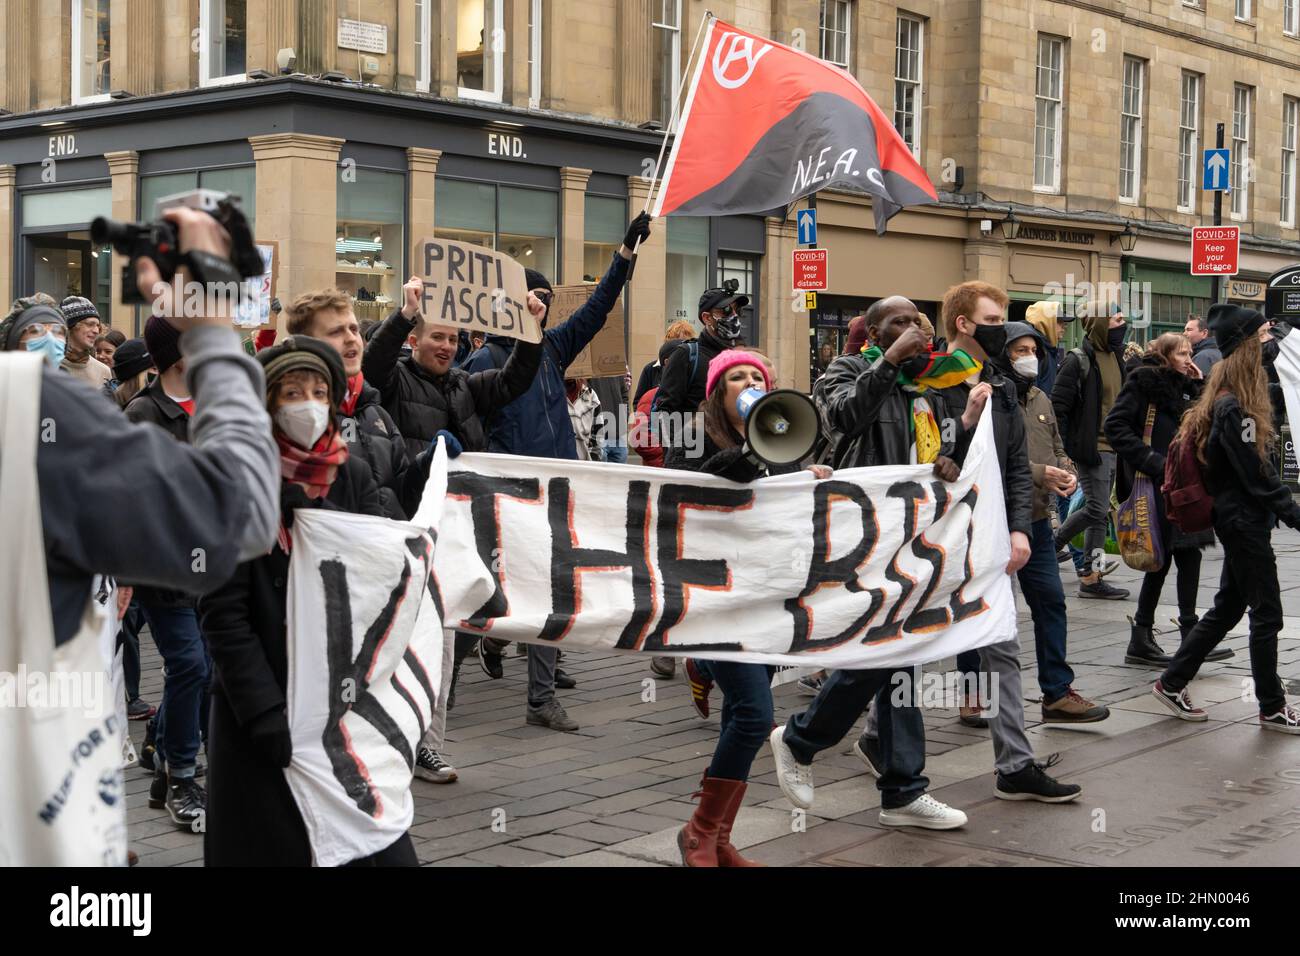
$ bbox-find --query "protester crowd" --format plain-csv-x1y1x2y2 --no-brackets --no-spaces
7,203,1299,870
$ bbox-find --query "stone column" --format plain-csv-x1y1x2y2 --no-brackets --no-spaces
618,0,652,124
0,166,16,309
249,133,344,333
249,0,298,76
559,167,591,286
104,151,139,332
35,0,68,108
963,237,1005,286
505,0,530,107
764,214,802,391
625,174,666,390
162,0,198,91
407,147,442,256
434,0,458,97
5,0,35,113
296,0,336,76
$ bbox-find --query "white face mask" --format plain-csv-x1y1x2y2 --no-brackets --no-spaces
1012,355,1039,379
275,400,331,449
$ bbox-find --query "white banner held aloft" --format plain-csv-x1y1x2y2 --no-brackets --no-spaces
435,407,1017,670
1273,332,1300,447
283,440,491,866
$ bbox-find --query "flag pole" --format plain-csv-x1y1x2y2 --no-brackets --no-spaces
626,9,714,284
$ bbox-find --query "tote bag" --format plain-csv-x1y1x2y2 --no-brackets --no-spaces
0,353,127,865
1116,405,1166,573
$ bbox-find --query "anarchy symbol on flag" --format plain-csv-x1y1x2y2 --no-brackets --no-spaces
711,32,773,89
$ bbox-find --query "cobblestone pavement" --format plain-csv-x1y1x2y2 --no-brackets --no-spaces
126,530,1300,867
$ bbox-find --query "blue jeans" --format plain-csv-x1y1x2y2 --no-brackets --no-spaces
694,660,774,781
1019,518,1073,702
602,441,628,464
1058,493,1085,572
783,668,928,809
141,603,210,777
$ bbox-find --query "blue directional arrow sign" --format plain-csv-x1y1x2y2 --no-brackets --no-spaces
1203,149,1230,192
797,208,818,245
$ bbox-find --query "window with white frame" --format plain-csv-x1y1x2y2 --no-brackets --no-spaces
1232,84,1252,219
199,0,247,86
894,15,923,158
1286,0,1299,36
528,0,542,108
820,1,852,68
1283,98,1298,227
71,0,111,103
1119,57,1144,203
1034,36,1064,192
457,0,504,102
415,0,432,92
1177,72,1200,212
1235,0,1250,20
652,0,682,126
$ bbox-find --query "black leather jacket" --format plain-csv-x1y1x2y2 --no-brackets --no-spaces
1204,393,1300,534
814,352,956,470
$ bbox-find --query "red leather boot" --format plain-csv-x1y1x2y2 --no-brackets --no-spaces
715,779,764,867
677,775,734,867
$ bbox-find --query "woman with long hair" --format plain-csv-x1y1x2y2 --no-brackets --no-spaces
1152,307,1300,732
1104,333,1231,666
664,350,832,866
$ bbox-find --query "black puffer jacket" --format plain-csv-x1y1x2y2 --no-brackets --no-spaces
362,309,543,458
814,351,957,469
1203,393,1300,534
1103,358,1213,549
940,366,1035,539
342,381,425,520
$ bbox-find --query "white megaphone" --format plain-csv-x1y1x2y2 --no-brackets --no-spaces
736,387,822,468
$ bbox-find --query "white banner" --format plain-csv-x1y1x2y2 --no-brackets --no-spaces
434,408,1017,670
283,442,491,866
1274,332,1300,446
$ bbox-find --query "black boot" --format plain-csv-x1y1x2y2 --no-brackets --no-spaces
1125,623,1172,666
1178,615,1234,662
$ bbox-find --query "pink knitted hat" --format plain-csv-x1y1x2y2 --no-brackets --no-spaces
705,349,772,397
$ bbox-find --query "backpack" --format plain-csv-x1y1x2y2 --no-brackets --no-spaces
651,340,700,413
1162,432,1215,533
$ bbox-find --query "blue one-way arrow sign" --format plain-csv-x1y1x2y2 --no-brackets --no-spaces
1203,149,1230,192
797,208,818,245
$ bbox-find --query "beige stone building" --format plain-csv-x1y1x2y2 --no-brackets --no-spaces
1,0,1298,390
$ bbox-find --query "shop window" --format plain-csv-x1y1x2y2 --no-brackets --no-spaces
139,168,256,234
583,196,626,281
72,0,111,104
458,0,504,102
436,179,557,280
1034,35,1064,193
894,15,923,159
666,218,709,332
336,170,405,326
718,254,759,345
820,0,852,69
652,0,682,126
200,0,247,86
21,186,114,323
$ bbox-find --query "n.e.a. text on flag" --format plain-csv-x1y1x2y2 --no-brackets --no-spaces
434,406,1015,671
650,17,938,233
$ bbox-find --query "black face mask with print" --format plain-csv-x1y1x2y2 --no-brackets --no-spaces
712,312,742,341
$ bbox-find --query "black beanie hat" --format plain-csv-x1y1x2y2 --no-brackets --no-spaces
524,268,552,293
111,338,152,381
144,315,183,374
1207,303,1265,359
256,335,347,408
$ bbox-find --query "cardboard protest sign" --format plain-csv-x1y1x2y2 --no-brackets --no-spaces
234,240,278,328
548,284,626,379
434,407,1017,670
412,237,540,344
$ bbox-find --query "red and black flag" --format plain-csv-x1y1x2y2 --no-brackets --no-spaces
651,18,938,233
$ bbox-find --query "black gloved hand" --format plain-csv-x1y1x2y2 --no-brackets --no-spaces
247,707,293,768
280,484,314,529
623,212,653,251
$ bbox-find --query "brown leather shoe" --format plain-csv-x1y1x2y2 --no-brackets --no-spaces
678,775,736,867
1041,688,1110,723
715,779,764,867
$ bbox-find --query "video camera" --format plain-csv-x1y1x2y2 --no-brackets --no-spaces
91,189,263,304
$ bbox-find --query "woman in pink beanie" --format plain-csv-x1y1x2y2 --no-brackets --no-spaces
663,348,831,868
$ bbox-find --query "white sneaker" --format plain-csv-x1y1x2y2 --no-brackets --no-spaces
1260,704,1300,734
769,726,815,809
879,793,967,830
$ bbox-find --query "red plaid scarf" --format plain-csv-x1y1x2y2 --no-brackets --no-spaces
277,428,349,499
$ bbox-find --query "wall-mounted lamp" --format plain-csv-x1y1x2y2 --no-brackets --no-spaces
999,210,1022,241
1112,222,1139,252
